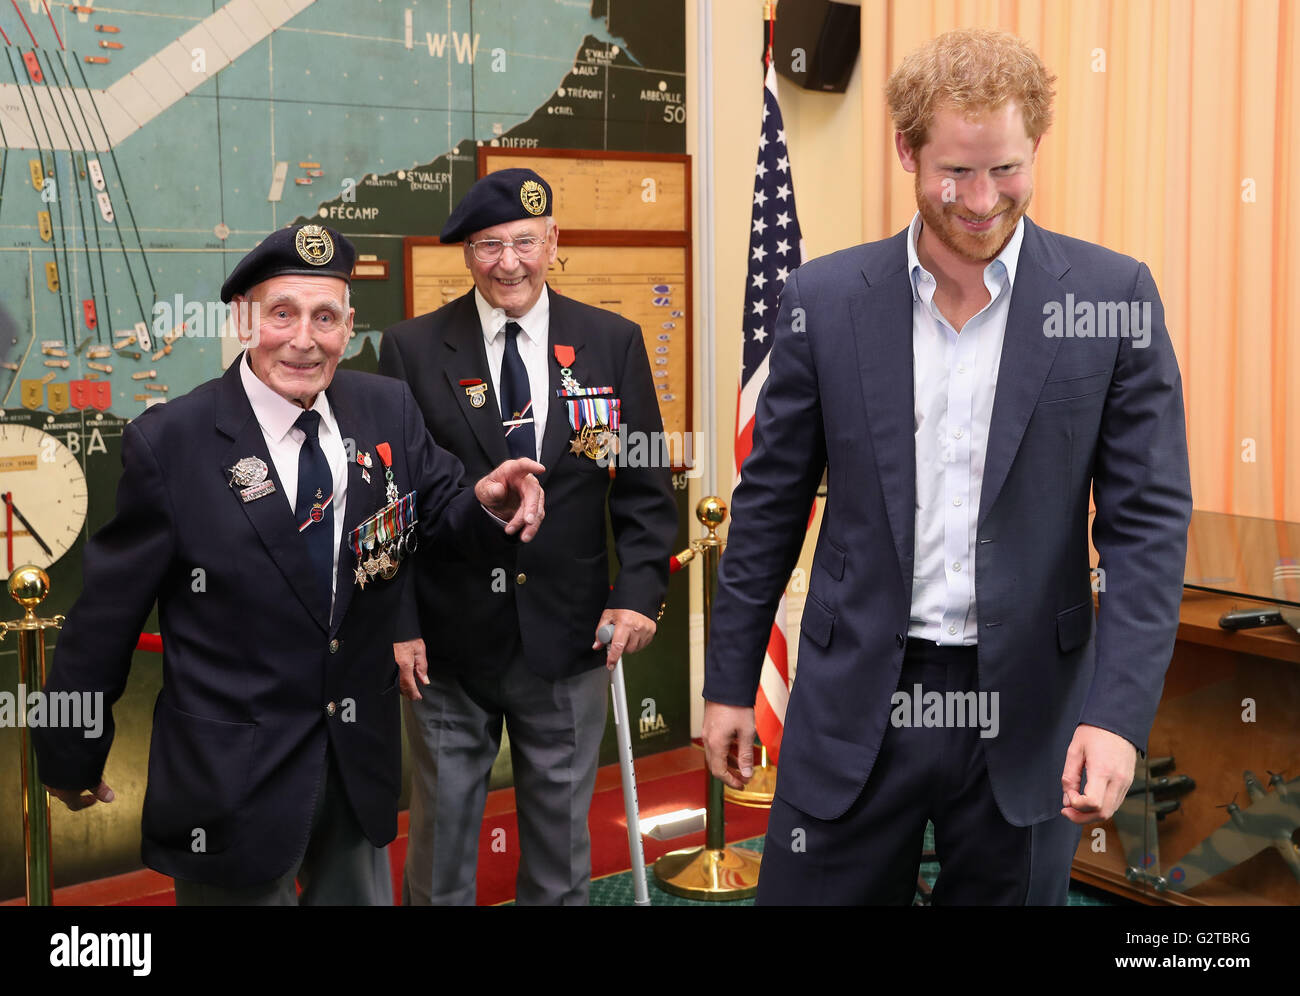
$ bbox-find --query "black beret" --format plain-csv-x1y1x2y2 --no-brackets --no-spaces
220,224,356,303
439,168,552,243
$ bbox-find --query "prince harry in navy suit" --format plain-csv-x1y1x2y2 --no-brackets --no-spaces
703,28,1192,904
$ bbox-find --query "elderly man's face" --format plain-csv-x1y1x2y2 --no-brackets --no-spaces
235,274,353,408
462,216,557,317
897,101,1038,263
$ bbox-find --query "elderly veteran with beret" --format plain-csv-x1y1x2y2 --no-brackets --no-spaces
34,223,545,905
380,169,677,904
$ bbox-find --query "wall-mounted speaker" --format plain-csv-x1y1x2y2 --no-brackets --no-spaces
771,0,861,94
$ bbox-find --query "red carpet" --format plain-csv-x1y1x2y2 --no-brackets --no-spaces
441,743,772,905
6,745,772,906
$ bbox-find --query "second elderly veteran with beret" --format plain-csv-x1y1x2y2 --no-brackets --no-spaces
34,223,545,906
380,169,677,904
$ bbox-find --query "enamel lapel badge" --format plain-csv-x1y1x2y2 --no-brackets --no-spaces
460,378,488,409
229,456,276,502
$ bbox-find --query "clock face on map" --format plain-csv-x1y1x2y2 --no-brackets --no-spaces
0,423,88,570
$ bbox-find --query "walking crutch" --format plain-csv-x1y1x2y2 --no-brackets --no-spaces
599,623,650,905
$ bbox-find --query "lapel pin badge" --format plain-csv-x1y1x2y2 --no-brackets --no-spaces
229,456,276,502
460,378,488,409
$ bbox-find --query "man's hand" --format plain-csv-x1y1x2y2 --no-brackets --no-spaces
475,458,545,541
702,700,756,790
1061,723,1137,824
47,781,114,811
593,608,656,670
395,638,429,700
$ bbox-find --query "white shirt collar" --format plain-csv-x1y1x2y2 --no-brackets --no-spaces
238,351,337,444
906,211,1025,301
474,285,550,348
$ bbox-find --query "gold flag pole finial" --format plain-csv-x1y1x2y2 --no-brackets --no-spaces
1,566,64,906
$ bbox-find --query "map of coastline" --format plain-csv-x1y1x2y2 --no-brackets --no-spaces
0,0,685,407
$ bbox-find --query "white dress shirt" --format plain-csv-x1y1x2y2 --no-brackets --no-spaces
239,353,349,613
907,213,1025,646
475,286,550,463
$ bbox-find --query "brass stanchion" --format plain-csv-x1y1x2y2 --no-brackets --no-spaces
653,498,762,900
0,566,64,906
723,743,778,809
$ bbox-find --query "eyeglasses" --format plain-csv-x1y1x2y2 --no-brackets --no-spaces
467,235,547,262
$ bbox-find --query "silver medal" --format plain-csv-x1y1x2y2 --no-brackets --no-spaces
230,456,269,488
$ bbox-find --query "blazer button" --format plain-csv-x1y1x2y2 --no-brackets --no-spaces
329,639,340,654
326,701,337,717
895,633,905,648
516,573,527,585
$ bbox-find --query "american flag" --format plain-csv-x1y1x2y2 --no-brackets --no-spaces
733,55,807,764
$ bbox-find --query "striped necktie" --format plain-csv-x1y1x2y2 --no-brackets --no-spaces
499,320,536,460
294,409,334,615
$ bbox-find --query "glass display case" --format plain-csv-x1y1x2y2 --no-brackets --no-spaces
1072,511,1300,906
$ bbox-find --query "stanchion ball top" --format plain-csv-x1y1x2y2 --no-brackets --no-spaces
696,496,728,529
8,565,50,610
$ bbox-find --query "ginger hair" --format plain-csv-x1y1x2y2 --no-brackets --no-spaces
886,28,1057,152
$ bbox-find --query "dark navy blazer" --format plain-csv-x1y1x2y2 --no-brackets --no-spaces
35,359,503,886
704,217,1193,827
379,288,677,681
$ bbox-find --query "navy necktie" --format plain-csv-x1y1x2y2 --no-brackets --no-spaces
499,321,536,461
294,409,334,615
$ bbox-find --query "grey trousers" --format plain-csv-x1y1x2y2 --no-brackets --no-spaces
402,654,609,906
172,748,394,906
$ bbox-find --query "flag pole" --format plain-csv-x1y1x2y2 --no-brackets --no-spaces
697,0,719,501
721,0,786,812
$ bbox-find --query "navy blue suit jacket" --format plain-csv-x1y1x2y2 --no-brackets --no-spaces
34,359,503,886
704,218,1193,826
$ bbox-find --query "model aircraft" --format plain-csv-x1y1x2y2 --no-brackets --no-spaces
1114,756,1196,890
1165,770,1300,892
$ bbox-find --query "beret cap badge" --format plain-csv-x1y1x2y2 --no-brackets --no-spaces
295,224,335,266
219,223,355,302
438,168,553,243
519,179,547,216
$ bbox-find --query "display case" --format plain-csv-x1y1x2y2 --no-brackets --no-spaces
1071,511,1300,906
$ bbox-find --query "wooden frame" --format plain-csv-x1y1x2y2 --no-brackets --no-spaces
480,146,692,240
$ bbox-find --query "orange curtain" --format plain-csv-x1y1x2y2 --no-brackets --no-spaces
860,0,1300,521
